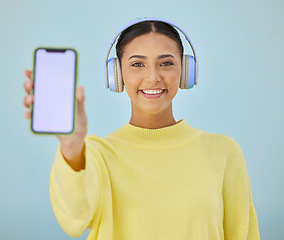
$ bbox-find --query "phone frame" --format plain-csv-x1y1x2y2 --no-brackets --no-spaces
30,47,78,135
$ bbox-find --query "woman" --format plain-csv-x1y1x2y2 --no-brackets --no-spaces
23,19,260,240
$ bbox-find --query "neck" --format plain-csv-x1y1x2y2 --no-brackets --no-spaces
129,103,177,129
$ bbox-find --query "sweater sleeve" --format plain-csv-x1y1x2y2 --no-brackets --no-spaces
222,139,260,240
49,140,103,237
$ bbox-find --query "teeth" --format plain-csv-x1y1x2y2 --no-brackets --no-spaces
142,89,164,94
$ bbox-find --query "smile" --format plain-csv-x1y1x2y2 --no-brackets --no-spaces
141,89,164,95
139,88,166,99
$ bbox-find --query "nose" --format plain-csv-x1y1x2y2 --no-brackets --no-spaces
146,66,161,83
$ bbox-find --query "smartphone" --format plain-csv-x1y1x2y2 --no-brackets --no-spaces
31,48,77,134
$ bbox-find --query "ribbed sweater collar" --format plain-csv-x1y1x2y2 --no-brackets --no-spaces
108,120,202,149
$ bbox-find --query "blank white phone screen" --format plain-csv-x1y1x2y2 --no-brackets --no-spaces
32,49,76,133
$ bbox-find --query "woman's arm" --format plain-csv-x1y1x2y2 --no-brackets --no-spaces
49,142,103,237
24,69,103,237
222,140,260,240
23,69,87,171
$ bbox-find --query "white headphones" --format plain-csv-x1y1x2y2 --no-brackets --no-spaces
105,17,198,93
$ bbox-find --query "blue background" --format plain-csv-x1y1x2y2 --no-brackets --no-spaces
1,0,283,239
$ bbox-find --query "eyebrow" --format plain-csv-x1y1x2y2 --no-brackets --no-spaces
128,55,146,60
157,54,175,59
128,54,175,60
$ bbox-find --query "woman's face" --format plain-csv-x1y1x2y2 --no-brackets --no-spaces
120,32,182,116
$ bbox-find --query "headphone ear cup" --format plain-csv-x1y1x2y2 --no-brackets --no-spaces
107,58,116,92
114,58,124,93
107,58,124,92
180,54,195,89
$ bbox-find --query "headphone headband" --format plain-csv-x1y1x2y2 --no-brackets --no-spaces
105,17,198,90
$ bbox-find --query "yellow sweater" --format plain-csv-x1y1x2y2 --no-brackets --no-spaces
49,120,260,240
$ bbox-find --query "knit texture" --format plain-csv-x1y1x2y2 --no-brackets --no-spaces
49,120,260,240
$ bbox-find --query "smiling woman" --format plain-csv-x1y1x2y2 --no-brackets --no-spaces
23,18,260,240
121,32,181,128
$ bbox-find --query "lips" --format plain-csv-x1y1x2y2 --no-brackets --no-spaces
139,88,166,98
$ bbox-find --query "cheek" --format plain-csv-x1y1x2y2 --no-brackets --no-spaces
167,70,181,89
123,76,140,99
122,69,143,94
121,64,137,86
123,75,138,93
124,83,135,96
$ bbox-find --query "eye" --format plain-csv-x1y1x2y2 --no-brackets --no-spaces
160,61,174,67
131,62,144,67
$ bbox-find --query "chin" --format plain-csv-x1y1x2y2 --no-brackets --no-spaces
141,104,172,115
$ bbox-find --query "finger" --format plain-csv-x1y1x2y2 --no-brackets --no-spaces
76,86,85,103
23,80,34,94
24,69,32,80
76,86,86,114
23,95,34,108
25,111,32,119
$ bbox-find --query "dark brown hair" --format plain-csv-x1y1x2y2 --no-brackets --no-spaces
116,21,184,60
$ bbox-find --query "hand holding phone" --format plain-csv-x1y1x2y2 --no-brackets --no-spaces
24,60,88,138
24,68,88,170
